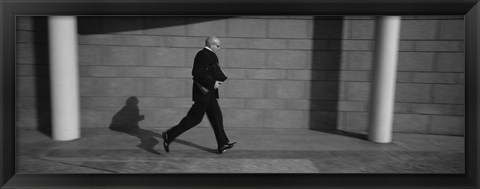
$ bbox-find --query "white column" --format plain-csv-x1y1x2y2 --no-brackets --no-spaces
48,16,80,141
368,16,401,143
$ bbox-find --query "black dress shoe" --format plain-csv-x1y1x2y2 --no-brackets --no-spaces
218,147,227,154
162,131,170,153
218,142,237,154
225,142,237,150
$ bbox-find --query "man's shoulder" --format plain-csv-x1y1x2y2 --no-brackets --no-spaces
196,48,206,55
199,48,214,53
197,48,215,57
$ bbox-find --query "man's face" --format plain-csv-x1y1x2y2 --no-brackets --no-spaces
211,40,221,52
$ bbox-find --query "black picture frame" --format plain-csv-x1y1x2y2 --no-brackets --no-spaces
1,0,479,188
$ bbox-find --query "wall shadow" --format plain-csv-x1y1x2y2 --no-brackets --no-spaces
309,16,343,131
31,17,52,137
309,16,367,140
78,16,233,35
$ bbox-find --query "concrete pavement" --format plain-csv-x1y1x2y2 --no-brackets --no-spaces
17,127,464,173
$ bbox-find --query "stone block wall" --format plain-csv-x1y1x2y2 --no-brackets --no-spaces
16,16,464,136
338,16,464,136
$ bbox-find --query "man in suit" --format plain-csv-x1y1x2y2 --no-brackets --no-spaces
162,36,237,154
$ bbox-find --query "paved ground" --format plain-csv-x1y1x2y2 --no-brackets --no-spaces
17,127,465,174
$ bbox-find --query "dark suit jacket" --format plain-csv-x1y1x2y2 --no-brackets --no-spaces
191,48,227,102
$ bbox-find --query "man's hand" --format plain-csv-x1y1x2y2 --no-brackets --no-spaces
214,81,223,89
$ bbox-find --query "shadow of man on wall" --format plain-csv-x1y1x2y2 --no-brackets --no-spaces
109,96,163,155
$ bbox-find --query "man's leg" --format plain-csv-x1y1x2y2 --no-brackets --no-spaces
206,98,229,148
165,100,208,144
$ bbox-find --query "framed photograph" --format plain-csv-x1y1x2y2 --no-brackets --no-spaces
1,0,479,188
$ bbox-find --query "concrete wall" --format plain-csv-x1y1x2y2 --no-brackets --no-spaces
16,16,464,136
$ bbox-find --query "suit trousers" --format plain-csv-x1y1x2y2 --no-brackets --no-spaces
165,92,229,148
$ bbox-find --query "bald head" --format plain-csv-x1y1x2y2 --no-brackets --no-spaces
205,36,221,51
